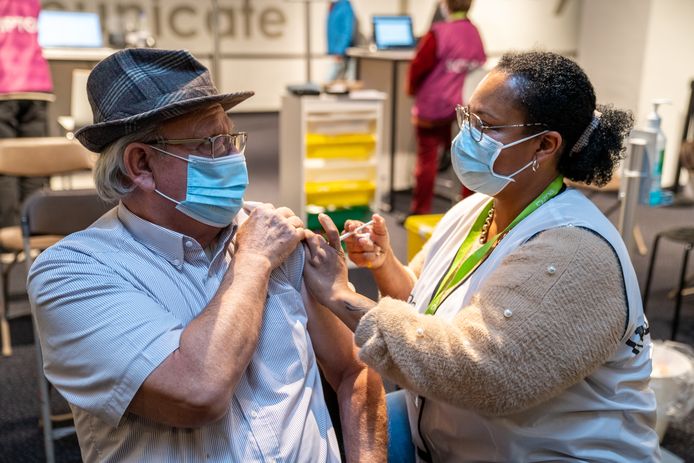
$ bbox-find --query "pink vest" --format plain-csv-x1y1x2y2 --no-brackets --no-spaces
413,19,485,122
0,0,53,94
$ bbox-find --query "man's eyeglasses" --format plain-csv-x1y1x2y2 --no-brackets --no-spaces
147,132,247,158
455,105,546,143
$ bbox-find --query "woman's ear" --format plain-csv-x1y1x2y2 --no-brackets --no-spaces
123,143,157,191
536,130,563,163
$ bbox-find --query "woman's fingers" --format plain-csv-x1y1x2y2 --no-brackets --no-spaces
371,214,388,237
303,230,325,262
318,213,341,252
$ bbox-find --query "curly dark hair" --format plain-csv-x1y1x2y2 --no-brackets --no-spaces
495,51,634,186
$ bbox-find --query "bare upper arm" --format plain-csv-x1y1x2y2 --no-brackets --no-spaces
301,281,364,390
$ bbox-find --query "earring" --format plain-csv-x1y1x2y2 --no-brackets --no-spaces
531,157,539,172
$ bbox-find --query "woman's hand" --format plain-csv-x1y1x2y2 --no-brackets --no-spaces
342,214,391,270
303,213,378,331
303,214,352,309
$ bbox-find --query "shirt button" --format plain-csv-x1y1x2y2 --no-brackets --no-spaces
250,410,258,418
172,259,181,266
185,240,193,248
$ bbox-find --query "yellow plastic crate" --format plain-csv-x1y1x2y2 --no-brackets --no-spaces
305,180,375,208
305,133,376,160
404,214,444,261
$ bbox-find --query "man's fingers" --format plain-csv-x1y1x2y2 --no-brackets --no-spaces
287,215,305,229
244,201,274,213
242,200,264,212
275,206,298,219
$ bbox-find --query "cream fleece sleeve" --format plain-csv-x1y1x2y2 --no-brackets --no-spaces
354,226,627,416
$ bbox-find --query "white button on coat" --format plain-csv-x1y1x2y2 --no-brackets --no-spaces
503,309,513,318
415,327,425,337
547,265,556,275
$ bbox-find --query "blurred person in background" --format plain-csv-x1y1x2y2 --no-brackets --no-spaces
326,0,357,82
28,48,386,462
0,0,53,226
407,0,485,215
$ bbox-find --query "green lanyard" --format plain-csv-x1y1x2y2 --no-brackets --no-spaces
425,176,565,315
448,12,467,21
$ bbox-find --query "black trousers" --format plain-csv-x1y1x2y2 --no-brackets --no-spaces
0,99,50,227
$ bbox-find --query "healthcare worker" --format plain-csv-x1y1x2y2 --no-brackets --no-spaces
301,51,660,462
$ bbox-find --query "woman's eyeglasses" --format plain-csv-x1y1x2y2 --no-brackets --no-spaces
148,132,247,158
455,105,546,143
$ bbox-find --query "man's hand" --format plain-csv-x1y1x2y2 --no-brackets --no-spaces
235,203,305,269
342,214,391,270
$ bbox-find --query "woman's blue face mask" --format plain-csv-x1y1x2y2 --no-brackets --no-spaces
150,146,249,228
451,123,547,196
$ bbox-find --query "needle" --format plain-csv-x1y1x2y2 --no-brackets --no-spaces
339,220,374,241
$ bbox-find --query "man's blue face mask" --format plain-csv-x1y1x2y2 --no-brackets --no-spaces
150,146,249,228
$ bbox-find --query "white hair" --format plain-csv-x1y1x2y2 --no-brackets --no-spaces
93,126,160,202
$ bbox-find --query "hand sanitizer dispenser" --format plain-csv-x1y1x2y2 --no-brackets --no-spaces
646,99,672,206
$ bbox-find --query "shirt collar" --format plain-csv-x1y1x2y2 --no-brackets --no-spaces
117,203,236,268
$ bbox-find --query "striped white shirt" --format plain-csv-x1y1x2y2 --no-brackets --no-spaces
28,204,340,462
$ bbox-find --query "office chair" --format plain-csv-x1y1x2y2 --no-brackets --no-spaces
0,137,95,356
22,188,115,463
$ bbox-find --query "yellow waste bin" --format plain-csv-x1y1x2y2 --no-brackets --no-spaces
404,214,444,261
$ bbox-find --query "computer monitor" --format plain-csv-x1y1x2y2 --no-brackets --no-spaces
38,10,103,48
372,15,416,50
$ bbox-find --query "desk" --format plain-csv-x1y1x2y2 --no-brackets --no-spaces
347,47,415,212
42,48,116,136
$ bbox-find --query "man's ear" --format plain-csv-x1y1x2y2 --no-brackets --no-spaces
123,143,157,191
536,130,563,163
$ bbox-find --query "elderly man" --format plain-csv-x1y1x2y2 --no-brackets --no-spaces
27,48,386,462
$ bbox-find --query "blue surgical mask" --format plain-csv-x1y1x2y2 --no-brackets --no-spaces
451,123,548,196
152,147,249,227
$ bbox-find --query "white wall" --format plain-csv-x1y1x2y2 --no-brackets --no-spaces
636,0,694,187
43,0,584,111
578,0,694,188
576,0,650,113
382,0,581,57
468,0,581,57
